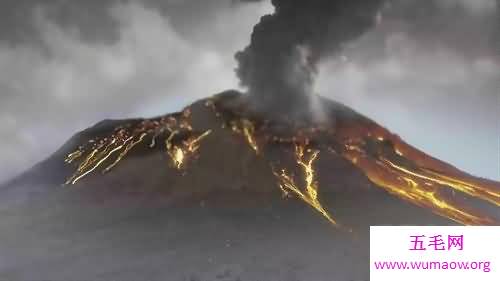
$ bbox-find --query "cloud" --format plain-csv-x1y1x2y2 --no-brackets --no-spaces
0,1,271,182
440,0,497,15
316,4,500,180
0,0,497,183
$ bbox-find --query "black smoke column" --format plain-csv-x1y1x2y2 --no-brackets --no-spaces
236,0,384,114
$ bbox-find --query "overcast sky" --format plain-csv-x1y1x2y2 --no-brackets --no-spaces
0,0,498,182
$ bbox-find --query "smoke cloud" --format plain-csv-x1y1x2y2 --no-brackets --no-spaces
0,1,271,184
236,0,384,109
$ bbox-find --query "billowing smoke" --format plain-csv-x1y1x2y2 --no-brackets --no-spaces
236,0,385,111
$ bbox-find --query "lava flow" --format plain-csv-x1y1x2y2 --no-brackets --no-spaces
65,109,212,185
272,143,337,225
63,94,500,226
336,120,500,225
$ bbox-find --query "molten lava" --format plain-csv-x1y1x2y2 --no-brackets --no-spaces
230,118,259,154
336,122,499,225
165,129,212,170
64,94,499,226
273,143,337,225
65,109,211,184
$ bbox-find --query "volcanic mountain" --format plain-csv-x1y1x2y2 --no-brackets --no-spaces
0,90,498,281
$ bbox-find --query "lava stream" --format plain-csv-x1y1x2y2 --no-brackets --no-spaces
337,127,499,225
65,109,211,185
273,144,337,226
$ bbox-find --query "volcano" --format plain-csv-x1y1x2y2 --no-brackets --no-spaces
0,91,499,281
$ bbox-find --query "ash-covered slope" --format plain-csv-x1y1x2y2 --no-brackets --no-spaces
0,90,498,281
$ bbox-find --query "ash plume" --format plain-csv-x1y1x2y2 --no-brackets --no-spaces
236,0,385,111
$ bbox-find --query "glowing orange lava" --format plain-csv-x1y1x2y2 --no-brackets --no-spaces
65,109,211,185
273,143,337,225
335,120,499,225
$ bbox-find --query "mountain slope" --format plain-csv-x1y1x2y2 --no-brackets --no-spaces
0,90,498,281
5,90,498,225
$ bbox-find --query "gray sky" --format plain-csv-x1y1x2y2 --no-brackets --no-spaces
0,0,498,182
